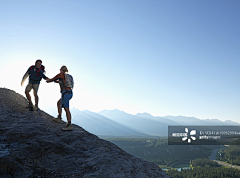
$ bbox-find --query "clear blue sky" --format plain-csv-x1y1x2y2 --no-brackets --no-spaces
1,0,240,123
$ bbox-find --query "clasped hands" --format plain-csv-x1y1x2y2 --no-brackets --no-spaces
46,79,59,83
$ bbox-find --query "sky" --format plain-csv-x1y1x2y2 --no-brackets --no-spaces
1,0,240,123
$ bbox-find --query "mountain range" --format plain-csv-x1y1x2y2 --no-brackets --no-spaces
71,108,240,137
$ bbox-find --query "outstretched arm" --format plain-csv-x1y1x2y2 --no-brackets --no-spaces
46,73,62,83
21,70,29,86
39,70,48,80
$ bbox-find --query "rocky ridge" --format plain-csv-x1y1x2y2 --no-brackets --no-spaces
0,88,170,178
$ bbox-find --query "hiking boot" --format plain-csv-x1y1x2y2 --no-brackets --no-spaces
28,102,33,111
53,115,62,123
35,104,39,111
62,124,72,131
28,102,33,108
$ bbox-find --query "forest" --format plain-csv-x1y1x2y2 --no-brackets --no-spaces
219,145,240,166
167,158,240,178
190,158,219,167
104,138,240,178
167,166,240,178
104,138,216,167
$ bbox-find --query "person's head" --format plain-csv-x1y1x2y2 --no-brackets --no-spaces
60,65,68,73
35,59,42,68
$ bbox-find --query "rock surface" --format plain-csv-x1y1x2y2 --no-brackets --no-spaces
0,88,171,178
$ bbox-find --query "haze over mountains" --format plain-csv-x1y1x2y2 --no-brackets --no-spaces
71,108,148,137
71,108,240,137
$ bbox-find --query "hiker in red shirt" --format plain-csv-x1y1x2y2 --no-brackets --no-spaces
46,65,74,131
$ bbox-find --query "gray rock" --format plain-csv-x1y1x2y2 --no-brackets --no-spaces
0,88,171,178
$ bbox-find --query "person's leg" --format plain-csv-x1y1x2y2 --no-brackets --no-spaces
62,91,73,131
62,107,72,131
53,99,62,122
64,107,71,123
33,84,39,107
25,90,32,103
25,83,33,106
57,99,62,117
33,91,39,106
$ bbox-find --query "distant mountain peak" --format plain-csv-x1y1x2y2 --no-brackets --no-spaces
136,112,153,117
224,120,240,125
99,109,128,115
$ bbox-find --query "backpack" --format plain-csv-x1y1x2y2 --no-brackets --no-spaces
64,73,74,89
29,65,45,77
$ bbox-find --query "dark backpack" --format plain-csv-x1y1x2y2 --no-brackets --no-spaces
29,65,45,77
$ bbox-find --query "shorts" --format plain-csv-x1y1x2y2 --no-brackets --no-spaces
61,90,73,108
26,83,39,94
